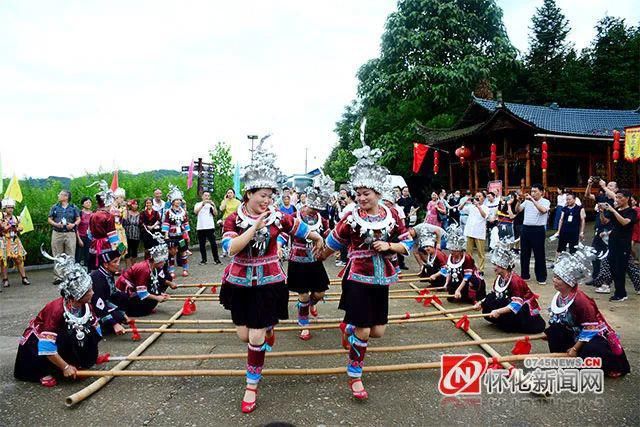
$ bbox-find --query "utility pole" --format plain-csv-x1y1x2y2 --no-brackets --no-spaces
247,135,258,165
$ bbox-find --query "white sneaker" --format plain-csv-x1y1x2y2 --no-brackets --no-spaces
595,285,611,294
537,282,547,286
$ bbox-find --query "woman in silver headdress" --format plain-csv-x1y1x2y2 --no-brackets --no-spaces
442,223,486,303
474,239,545,333
161,185,191,278
320,143,414,400
411,223,447,288
14,249,101,387
219,141,325,414
545,245,630,377
278,175,334,341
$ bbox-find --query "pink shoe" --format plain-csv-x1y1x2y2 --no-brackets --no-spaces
299,329,312,340
182,270,189,277
348,378,368,400
310,305,318,318
241,387,258,413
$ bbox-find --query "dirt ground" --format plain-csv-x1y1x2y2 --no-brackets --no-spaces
0,234,638,426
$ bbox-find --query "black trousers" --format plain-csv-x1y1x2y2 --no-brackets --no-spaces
520,225,547,282
197,228,220,263
609,242,631,298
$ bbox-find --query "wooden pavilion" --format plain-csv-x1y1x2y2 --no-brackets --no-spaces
416,95,640,207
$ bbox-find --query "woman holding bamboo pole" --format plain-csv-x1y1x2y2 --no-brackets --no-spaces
14,249,101,387
278,175,334,340
219,141,324,414
474,238,545,333
318,142,413,400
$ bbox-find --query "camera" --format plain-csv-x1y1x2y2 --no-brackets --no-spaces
589,176,602,184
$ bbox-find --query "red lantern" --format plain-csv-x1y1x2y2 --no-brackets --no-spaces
455,145,471,165
613,130,620,163
613,150,620,162
490,161,497,172
541,139,548,171
490,143,497,173
433,150,440,175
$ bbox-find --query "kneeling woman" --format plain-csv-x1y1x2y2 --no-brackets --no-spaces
116,234,176,317
412,223,446,287
321,145,413,400
219,144,324,413
14,249,101,387
443,224,486,303
280,176,334,340
475,239,545,333
546,245,630,377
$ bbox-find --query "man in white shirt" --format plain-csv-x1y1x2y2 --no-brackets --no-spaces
515,184,550,285
194,192,221,265
152,188,166,216
461,192,488,272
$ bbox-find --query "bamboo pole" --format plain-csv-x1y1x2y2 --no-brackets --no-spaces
173,273,423,288
104,334,546,362
64,286,208,407
77,353,568,378
131,305,476,325
167,293,451,302
409,283,513,370
125,313,489,335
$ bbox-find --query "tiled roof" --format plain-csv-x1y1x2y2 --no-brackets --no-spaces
473,97,640,137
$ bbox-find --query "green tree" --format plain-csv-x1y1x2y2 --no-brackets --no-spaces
587,17,639,109
325,0,517,181
525,0,571,104
209,141,234,204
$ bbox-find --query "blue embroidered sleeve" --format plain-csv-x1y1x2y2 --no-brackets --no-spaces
277,234,288,246
507,297,523,314
294,221,310,240
439,267,449,276
37,333,58,356
136,286,150,300
326,231,346,252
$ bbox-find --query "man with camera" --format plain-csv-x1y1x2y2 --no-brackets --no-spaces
515,184,550,285
584,177,616,278
461,192,488,273
194,191,221,265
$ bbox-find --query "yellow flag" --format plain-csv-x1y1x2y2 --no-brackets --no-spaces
4,173,23,203
19,206,34,234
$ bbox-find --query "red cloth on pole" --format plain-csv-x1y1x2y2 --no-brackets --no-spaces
412,143,429,173
187,159,195,189
110,169,119,191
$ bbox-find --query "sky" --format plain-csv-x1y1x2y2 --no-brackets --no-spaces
0,0,638,179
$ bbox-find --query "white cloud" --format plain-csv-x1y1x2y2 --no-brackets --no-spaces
1,1,637,180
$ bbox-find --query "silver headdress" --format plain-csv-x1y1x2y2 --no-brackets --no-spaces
348,145,389,195
88,180,115,207
304,175,335,211
349,119,389,194
41,245,92,300
1,197,15,209
243,136,281,192
167,184,184,202
147,231,169,263
113,187,126,198
553,244,599,287
413,223,438,248
445,223,467,251
490,238,517,269
380,178,396,203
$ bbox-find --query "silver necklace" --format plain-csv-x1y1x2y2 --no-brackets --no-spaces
550,291,575,314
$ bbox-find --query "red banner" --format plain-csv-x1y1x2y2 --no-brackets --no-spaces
412,143,429,173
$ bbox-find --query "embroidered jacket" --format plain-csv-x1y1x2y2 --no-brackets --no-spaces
88,209,120,255
278,208,330,264
326,206,413,285
116,260,169,300
548,289,613,342
221,207,310,287
487,273,541,316
420,249,448,276
90,267,128,327
442,253,477,284
162,207,191,239
19,297,100,356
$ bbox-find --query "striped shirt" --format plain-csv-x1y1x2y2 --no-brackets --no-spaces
521,198,550,226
